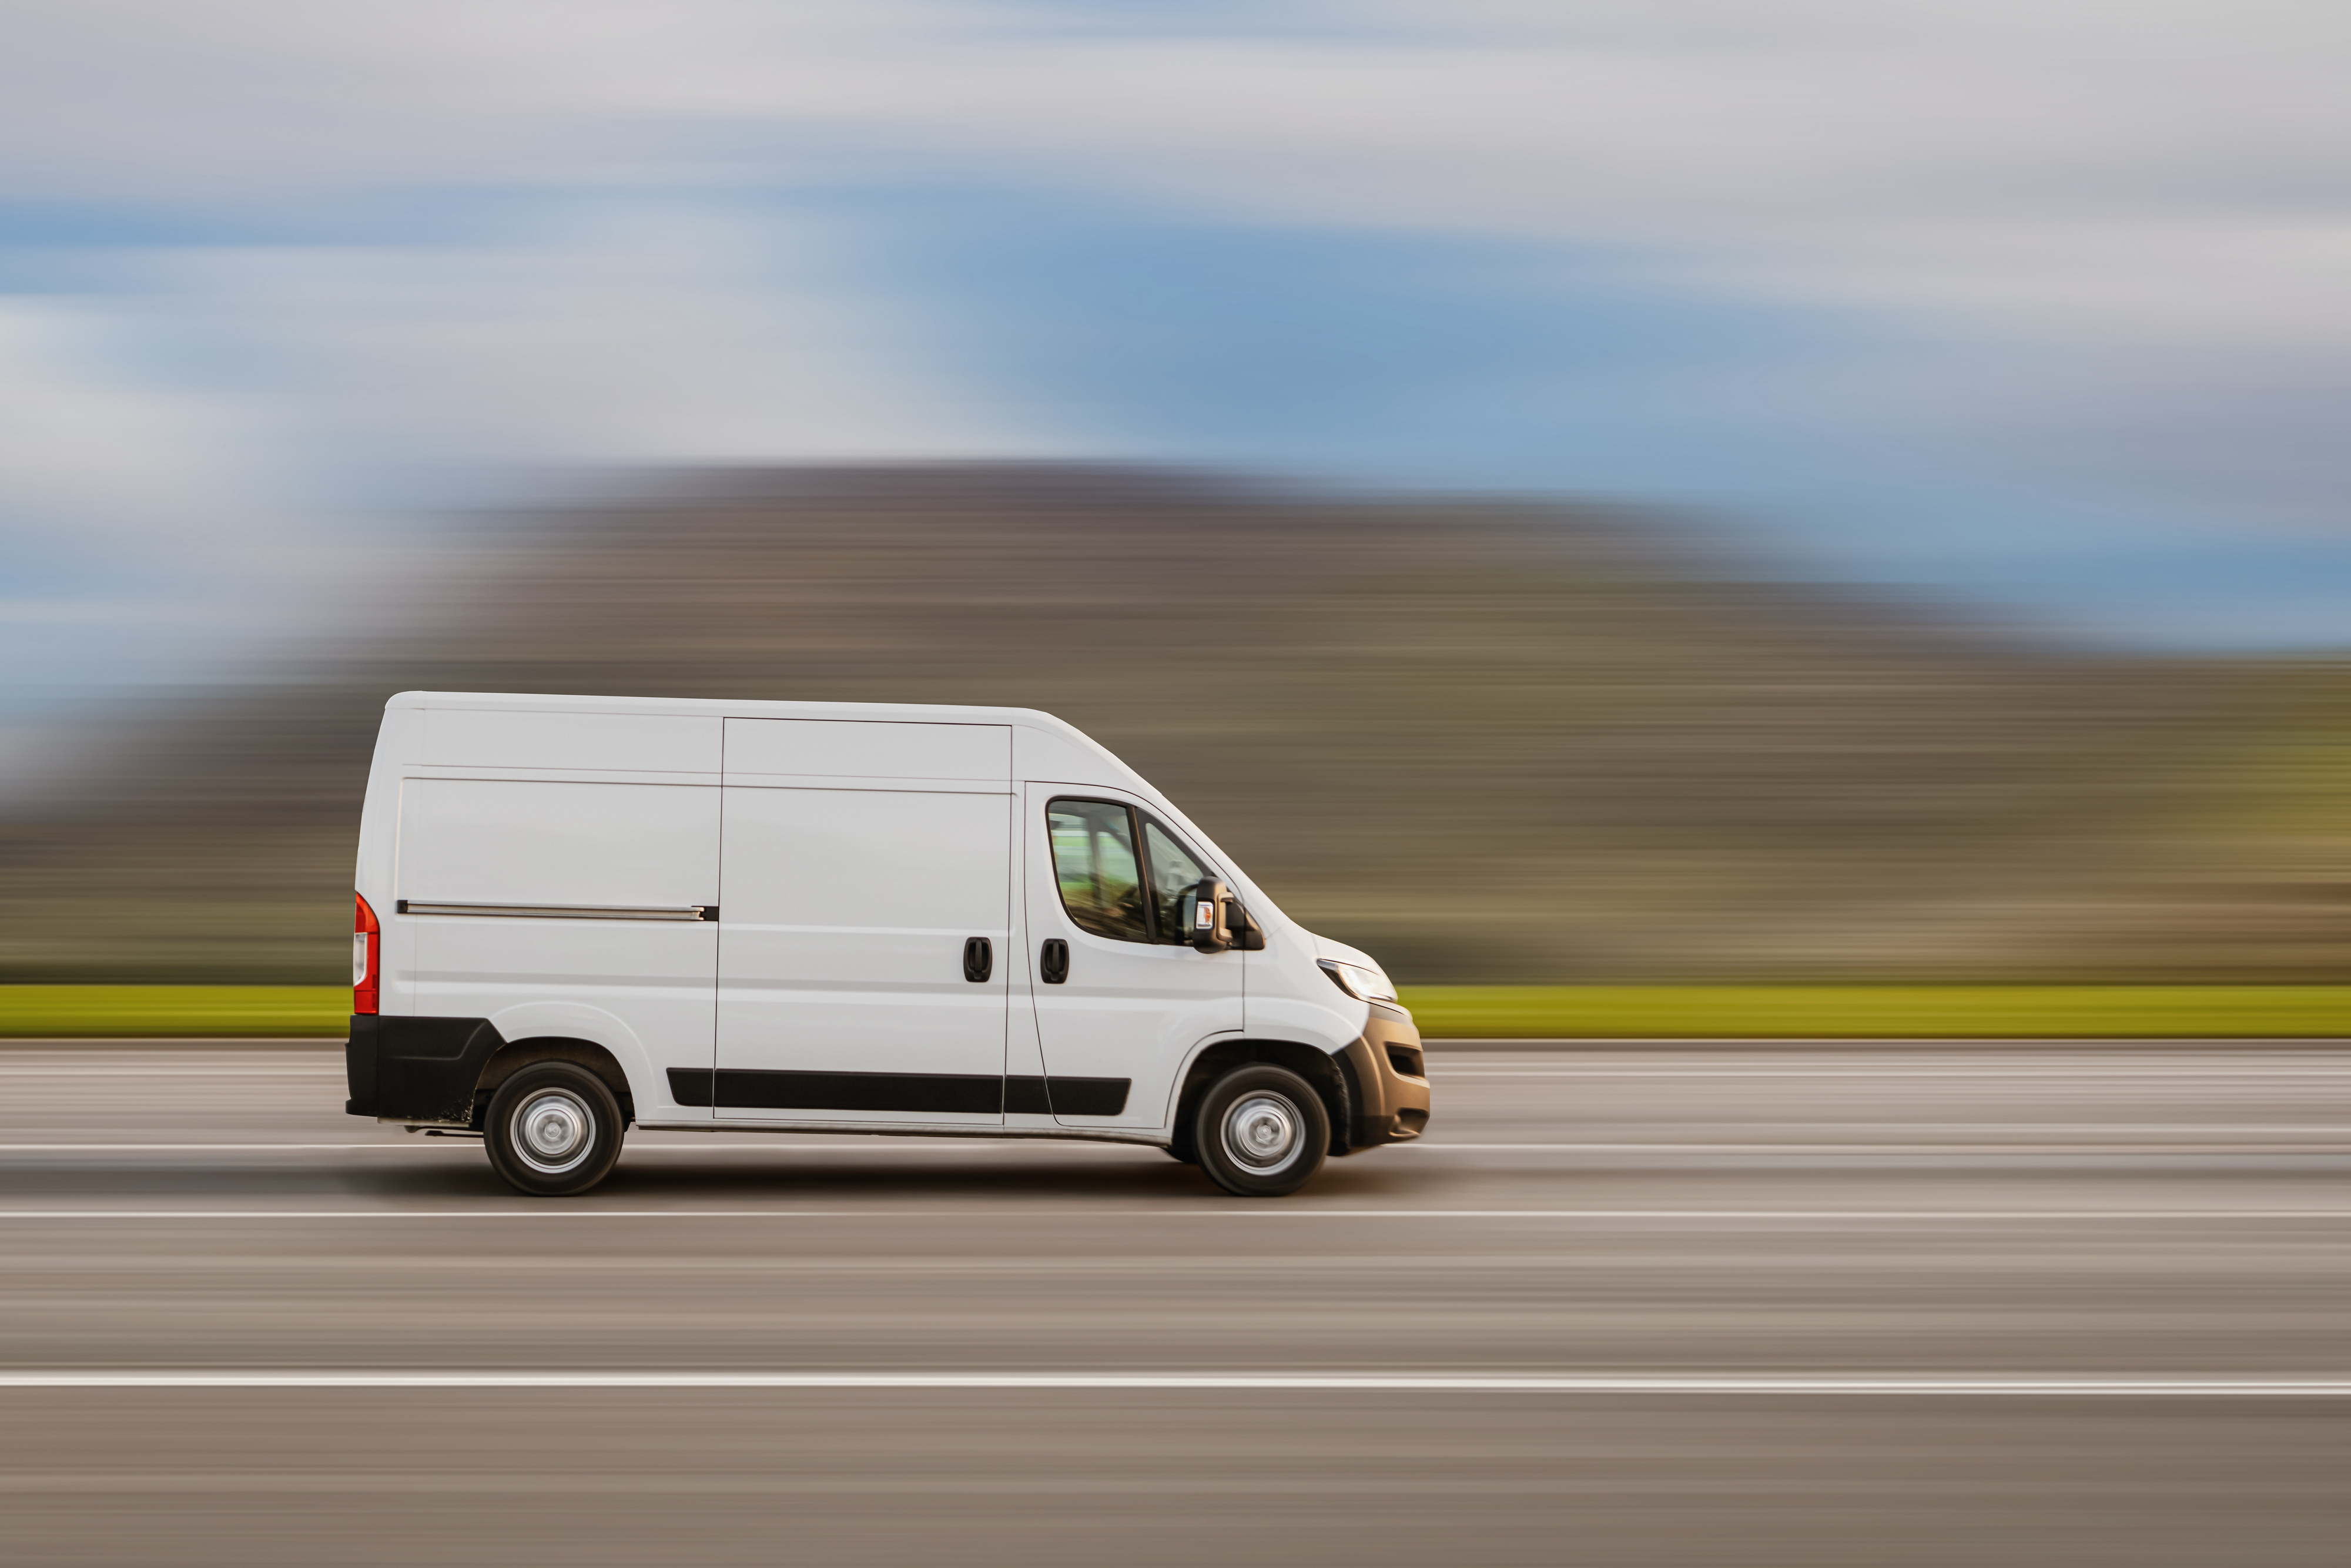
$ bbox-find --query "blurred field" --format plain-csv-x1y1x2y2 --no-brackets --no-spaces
11,984,2351,1040
5,467,2350,988
1402,984,2351,1039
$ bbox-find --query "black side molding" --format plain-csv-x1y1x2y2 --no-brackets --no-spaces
1038,1075,1128,1117
669,1068,1130,1118
669,1067,1000,1116
1006,1074,1130,1117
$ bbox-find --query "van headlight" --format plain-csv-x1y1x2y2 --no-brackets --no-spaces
1318,959,1398,1006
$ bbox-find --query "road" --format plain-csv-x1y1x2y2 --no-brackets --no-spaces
0,1041,2343,1565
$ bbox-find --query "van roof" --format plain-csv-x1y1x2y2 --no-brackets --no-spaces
387,690,1079,733
384,690,1141,792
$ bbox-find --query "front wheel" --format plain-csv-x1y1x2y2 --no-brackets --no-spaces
1193,1064,1329,1198
484,1062,625,1197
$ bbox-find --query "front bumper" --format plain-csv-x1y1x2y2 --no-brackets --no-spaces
1334,1003,1431,1150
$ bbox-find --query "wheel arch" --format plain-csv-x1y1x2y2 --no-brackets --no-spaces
471,1037,637,1129
1171,1037,1354,1158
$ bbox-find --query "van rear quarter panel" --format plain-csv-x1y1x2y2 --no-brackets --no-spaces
367,700,726,1119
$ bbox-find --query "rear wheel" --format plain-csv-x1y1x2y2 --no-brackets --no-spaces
1193,1064,1329,1198
484,1061,625,1197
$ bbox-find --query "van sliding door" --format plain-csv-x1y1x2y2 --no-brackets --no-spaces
708,720,1013,1125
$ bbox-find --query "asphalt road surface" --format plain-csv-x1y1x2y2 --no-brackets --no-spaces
0,1041,2343,1566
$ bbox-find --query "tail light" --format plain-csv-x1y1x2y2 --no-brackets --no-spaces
353,893,380,1016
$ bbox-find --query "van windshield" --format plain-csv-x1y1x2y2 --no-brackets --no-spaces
1047,800,1150,942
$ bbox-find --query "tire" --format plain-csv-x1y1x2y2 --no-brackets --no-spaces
484,1061,625,1197
1192,1064,1329,1198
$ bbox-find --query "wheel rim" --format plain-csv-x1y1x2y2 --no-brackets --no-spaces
511,1087,597,1175
1221,1091,1304,1174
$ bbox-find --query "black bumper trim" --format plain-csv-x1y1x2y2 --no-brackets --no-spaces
344,1014,505,1124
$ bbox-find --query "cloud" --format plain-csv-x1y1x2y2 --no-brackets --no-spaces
158,201,1052,475
0,296,352,695
3,2,2344,351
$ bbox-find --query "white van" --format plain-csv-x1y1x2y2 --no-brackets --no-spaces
344,692,1429,1197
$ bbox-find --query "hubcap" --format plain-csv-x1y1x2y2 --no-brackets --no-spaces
1222,1092,1302,1173
512,1088,595,1175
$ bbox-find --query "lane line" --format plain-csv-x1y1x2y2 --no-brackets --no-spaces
0,1208,2342,1222
0,1371,2341,1396
1406,1147,2351,1156
14,1065,2341,1082
1432,1069,2351,1079
1395,1142,2351,1154
0,1133,2342,1161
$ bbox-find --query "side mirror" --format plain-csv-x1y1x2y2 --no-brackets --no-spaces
1183,879,1232,953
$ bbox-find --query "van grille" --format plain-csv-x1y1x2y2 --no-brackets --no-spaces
1384,1044,1425,1079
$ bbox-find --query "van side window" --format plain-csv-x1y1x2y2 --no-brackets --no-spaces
1047,800,1151,943
1141,818,1211,946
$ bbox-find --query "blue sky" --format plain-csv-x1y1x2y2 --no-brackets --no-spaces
3,1,2349,781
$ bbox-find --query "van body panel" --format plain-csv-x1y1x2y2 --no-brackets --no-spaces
1228,991,1364,1053
723,716,1009,783
399,779,721,908
420,706,722,775
1012,723,1147,797
481,999,667,1112
714,784,1012,1124
1224,920,1362,1050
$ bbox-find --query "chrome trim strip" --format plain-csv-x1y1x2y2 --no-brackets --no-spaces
396,900,714,922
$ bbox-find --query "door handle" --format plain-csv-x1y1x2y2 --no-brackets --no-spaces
1039,938,1069,985
963,936,993,983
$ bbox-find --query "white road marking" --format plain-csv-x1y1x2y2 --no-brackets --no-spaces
0,1144,486,1152
1395,1141,2351,1154
1432,1068,2351,1078
0,1370,2340,1396
0,1208,2341,1222
1414,1146,2351,1155
0,1131,2340,1154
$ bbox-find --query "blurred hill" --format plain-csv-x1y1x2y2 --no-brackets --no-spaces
4,465,2347,986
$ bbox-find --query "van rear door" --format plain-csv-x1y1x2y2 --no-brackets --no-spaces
710,720,1013,1125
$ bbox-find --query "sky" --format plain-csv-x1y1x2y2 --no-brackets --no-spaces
4,0,2350,773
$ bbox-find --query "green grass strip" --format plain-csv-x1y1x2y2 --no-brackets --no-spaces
0,986,351,1038
5,984,2351,1041
1398,985,2351,1039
